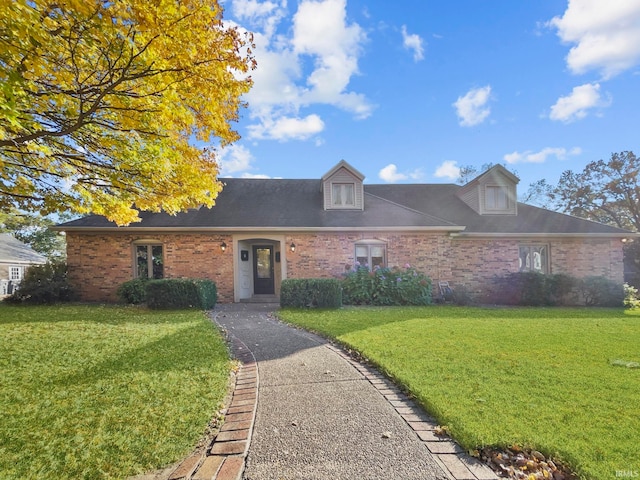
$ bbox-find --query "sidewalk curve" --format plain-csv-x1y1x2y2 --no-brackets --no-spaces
204,304,498,480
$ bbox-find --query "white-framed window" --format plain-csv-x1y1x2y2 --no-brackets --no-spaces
9,266,23,281
519,245,548,274
332,183,355,207
485,185,509,210
134,243,164,279
355,243,386,270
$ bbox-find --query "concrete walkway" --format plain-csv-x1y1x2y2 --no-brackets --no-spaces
161,303,498,480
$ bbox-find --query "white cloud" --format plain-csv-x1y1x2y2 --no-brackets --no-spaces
503,147,582,164
378,164,423,183
217,144,255,175
453,86,492,126
247,114,325,141
548,0,640,78
379,164,407,183
549,83,611,122
232,0,280,22
434,160,460,180
241,173,272,178
230,0,286,39
401,25,425,62
240,0,374,139
292,0,372,117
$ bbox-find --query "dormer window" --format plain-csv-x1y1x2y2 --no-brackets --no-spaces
456,165,519,215
322,160,365,210
332,183,355,207
485,185,509,210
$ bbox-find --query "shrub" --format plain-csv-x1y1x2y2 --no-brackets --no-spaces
342,264,432,306
116,278,148,304
547,273,580,305
580,276,624,307
5,262,75,304
486,272,581,306
280,278,342,308
145,279,217,310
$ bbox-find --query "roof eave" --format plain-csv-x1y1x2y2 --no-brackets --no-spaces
450,232,636,239
54,225,468,233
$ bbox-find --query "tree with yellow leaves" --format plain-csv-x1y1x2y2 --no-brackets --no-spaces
0,0,255,225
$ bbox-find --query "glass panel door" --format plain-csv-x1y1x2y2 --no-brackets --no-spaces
253,246,274,294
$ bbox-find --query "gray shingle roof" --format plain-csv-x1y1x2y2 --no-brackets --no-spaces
56,178,631,236
0,234,47,264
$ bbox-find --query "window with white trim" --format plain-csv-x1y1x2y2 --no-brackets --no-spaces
9,266,23,281
355,243,386,270
135,244,164,279
332,183,355,207
519,245,548,274
485,185,509,210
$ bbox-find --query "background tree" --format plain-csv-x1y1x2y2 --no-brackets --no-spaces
552,151,640,231
0,210,69,260
552,151,640,287
0,0,255,225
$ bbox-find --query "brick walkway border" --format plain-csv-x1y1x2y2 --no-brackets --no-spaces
168,336,257,480
325,344,498,480
167,324,498,480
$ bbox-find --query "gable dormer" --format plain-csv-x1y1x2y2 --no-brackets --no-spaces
457,164,519,215
321,160,365,210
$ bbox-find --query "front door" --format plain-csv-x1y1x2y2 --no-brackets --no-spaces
253,245,275,294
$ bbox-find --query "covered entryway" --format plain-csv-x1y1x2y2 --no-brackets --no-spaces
233,235,287,302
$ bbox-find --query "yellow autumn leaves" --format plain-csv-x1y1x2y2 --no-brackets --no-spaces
0,0,255,224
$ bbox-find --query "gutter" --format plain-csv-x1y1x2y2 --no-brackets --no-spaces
449,232,637,239
53,225,468,234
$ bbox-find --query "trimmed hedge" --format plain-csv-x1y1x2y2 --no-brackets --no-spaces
116,278,148,304
145,279,217,310
580,275,625,307
280,278,342,308
486,272,624,307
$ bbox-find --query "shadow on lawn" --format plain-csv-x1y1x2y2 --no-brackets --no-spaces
54,323,220,386
0,303,206,325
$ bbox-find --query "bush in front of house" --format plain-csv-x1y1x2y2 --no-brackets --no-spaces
280,278,343,308
145,279,217,310
342,264,432,306
116,278,148,304
580,276,625,307
485,272,624,307
487,272,580,306
5,262,75,304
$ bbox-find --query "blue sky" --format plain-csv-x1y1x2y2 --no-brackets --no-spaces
215,0,640,195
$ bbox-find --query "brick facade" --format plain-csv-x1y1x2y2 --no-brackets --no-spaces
67,232,234,303
67,231,624,304
449,237,624,296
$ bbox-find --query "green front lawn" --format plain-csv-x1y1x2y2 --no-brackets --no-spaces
278,306,640,480
0,304,231,480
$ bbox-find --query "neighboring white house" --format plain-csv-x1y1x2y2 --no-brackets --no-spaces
0,233,47,295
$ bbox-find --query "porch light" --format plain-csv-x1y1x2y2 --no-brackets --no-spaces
290,242,296,252
220,241,227,252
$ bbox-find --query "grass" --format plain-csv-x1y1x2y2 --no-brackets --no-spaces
278,306,640,480
0,304,231,480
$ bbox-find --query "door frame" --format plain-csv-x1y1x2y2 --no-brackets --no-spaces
233,235,287,302
252,244,275,294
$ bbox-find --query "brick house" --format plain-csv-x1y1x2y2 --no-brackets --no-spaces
55,161,632,303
